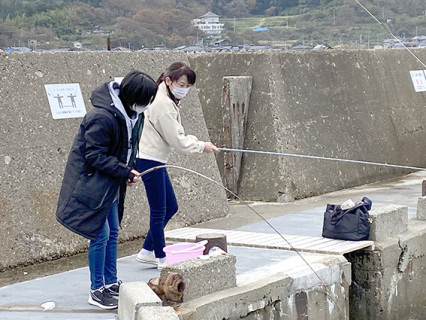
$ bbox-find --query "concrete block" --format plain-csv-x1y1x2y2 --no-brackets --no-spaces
118,281,162,320
178,273,292,320
417,196,426,220
178,255,350,320
137,306,179,320
369,205,408,241
348,220,426,319
191,51,426,203
160,254,236,302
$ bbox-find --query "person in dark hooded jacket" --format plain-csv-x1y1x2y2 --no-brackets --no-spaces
56,70,157,310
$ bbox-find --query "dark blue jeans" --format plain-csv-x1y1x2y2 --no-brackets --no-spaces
135,159,178,258
88,200,119,290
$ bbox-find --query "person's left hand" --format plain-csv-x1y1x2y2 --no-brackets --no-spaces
127,180,138,187
128,169,141,186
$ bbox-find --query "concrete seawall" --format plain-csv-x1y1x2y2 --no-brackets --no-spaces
1,49,426,270
0,51,229,270
189,50,426,201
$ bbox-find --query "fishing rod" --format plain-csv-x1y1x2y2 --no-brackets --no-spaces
137,164,347,317
355,0,426,69
219,147,426,171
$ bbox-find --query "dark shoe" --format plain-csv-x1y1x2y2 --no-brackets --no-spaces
88,287,118,309
105,280,122,298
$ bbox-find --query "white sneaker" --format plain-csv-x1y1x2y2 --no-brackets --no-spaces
136,251,158,265
157,258,167,270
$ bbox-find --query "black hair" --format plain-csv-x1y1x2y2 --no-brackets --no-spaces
119,70,157,115
157,62,196,86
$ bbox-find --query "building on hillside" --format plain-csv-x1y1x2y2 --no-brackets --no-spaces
7,46,32,52
192,12,225,38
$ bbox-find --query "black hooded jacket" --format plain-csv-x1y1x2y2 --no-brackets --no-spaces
56,82,136,240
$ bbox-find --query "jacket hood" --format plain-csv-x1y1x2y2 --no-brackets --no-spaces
90,82,120,115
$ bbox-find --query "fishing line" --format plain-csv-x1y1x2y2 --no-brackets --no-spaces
137,164,346,316
219,147,426,171
355,0,426,69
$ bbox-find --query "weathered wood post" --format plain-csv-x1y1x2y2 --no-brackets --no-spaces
221,76,252,197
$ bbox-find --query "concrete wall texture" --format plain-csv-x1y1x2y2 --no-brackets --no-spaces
347,219,426,319
189,50,426,201
0,51,229,270
118,205,426,320
158,255,351,320
2,49,426,272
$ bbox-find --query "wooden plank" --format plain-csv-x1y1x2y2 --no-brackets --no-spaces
165,227,374,255
226,232,257,242
292,237,344,249
251,233,282,244
285,236,332,247
267,236,301,247
305,240,350,251
306,240,373,255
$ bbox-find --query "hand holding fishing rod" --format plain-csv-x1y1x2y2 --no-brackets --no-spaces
127,169,142,186
204,142,219,153
129,142,219,186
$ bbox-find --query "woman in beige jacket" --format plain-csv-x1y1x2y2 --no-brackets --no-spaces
135,62,218,269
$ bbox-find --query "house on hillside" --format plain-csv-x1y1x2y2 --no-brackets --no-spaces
7,46,32,52
192,12,225,38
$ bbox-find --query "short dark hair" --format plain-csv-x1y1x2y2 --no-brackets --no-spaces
157,62,196,85
119,70,157,108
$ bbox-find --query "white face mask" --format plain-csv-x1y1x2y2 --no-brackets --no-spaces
172,87,190,99
132,103,151,114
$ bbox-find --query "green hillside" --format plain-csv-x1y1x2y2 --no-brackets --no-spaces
0,0,424,49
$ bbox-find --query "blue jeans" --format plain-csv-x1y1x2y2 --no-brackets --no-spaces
135,159,178,258
88,200,119,290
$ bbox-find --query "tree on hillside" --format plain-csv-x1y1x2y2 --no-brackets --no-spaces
0,0,63,20
99,0,145,18
132,9,195,38
73,3,113,28
64,0,103,6
132,10,166,35
163,9,194,35
298,0,320,7
251,0,272,14
211,0,250,18
270,0,299,12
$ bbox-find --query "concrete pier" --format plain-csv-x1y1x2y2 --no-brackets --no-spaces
1,49,426,319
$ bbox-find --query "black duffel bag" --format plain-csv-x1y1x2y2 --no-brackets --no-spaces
322,197,372,241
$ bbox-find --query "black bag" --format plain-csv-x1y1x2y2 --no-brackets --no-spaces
322,197,372,241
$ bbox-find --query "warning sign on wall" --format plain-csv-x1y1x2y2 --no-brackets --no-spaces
45,83,86,119
409,70,426,92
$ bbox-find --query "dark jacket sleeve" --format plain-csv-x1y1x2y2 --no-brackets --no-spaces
83,113,130,179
